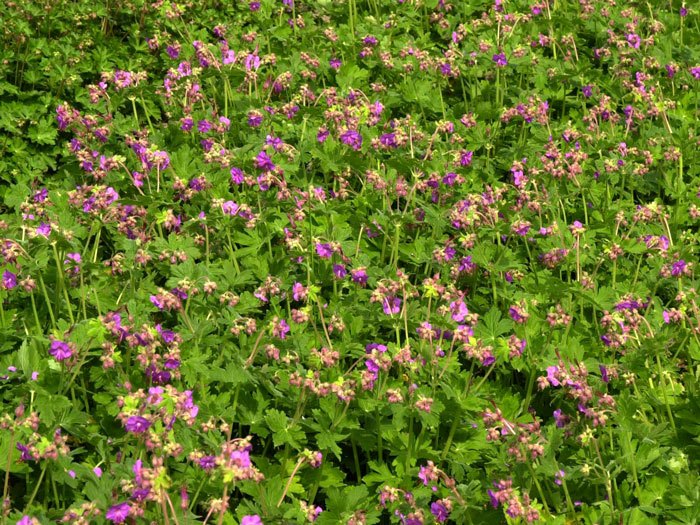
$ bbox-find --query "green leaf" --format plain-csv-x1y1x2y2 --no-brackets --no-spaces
264,409,306,449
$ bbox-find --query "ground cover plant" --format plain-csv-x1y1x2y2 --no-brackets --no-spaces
0,0,699,523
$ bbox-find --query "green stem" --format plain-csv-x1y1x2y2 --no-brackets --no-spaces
37,274,57,331
52,244,74,324
25,462,47,510
526,462,550,516
655,351,677,435
352,436,361,481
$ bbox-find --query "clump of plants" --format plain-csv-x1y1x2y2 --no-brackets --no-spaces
0,0,699,524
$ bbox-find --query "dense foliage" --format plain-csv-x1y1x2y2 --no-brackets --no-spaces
0,0,699,523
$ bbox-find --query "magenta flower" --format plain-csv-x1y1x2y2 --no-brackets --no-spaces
50,340,73,361
460,150,473,166
546,366,560,386
626,33,641,49
493,53,508,67
333,264,347,279
272,318,290,340
222,200,240,216
2,271,17,290
553,409,569,428
339,129,363,150
124,416,151,434
223,49,236,64
379,133,397,148
106,502,131,523
198,455,216,470
671,260,687,277
351,268,368,285
430,501,449,522
36,222,51,237
181,117,193,131
292,282,307,301
554,469,566,486
382,296,401,315
197,120,212,133
230,167,244,184
244,53,260,70
241,516,263,525
230,449,251,468
315,243,333,259
329,58,342,69
254,151,275,172
450,300,469,322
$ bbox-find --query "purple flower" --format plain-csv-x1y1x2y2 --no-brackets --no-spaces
488,489,499,508
493,53,507,67
671,260,687,277
106,502,131,523
241,516,263,525
626,33,641,49
316,243,333,258
223,49,236,65
254,151,275,172
230,167,245,184
554,469,566,486
230,449,251,468
599,365,609,383
124,416,151,434
93,466,103,477
430,501,449,522
351,268,368,285
365,359,379,374
2,271,17,290
150,295,164,310
582,85,593,98
339,129,363,151
333,264,347,279
248,112,263,127
197,120,212,133
681,7,688,16
382,296,401,315
16,517,36,525
460,150,473,166
244,53,260,71
36,222,51,237
546,366,560,386
16,443,32,461
553,409,569,428
691,67,700,80
181,117,193,131
33,188,48,202
329,58,342,70
64,253,81,265
222,200,240,216
50,340,73,361
379,133,397,148
199,455,216,470
449,300,469,322
273,318,290,340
